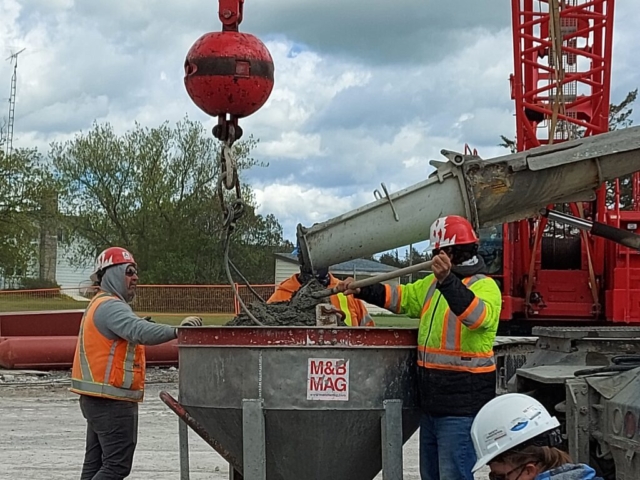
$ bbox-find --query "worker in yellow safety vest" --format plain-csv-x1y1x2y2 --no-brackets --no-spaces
70,246,202,479
268,253,374,326
336,215,502,480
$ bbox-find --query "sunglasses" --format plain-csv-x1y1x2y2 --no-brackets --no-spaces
125,267,138,277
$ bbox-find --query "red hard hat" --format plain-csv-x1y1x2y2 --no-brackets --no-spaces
429,215,479,250
90,247,136,282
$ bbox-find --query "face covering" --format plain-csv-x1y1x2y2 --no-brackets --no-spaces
101,264,134,303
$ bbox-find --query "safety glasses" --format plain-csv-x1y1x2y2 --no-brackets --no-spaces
125,266,138,277
488,464,526,480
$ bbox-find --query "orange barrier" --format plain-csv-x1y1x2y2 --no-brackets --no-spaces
0,284,278,315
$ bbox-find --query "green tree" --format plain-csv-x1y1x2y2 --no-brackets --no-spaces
378,250,404,268
0,147,59,283
377,247,429,282
605,89,637,209
498,135,517,154
52,116,290,284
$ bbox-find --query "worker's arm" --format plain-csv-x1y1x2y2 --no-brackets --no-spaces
267,276,298,304
353,279,428,319
94,299,177,345
437,274,501,331
355,299,375,326
267,288,291,304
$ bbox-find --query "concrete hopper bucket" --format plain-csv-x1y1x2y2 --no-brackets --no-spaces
164,326,420,480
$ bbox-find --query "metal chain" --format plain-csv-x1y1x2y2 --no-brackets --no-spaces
216,123,244,232
215,122,265,326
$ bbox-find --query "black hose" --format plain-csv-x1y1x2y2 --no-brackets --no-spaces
223,230,263,326
591,222,640,250
229,259,266,303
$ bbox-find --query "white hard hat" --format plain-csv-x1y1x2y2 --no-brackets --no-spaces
470,393,560,472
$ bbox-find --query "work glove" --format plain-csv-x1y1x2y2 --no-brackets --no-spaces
180,316,203,327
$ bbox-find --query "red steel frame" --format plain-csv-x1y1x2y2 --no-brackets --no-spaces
501,0,630,322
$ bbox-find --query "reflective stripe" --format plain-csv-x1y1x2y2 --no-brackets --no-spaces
420,281,438,317
459,275,488,329
103,342,118,384
122,343,137,389
417,349,496,373
71,379,143,401
362,312,374,326
457,297,487,329
77,293,112,382
77,314,94,381
336,294,353,326
441,308,459,350
417,274,496,373
463,274,486,287
384,284,402,314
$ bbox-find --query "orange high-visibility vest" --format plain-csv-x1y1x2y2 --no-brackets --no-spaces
70,292,146,402
268,274,374,326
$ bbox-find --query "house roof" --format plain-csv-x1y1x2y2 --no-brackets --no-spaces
274,252,398,274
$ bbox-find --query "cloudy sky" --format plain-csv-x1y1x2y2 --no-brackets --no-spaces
1,0,639,252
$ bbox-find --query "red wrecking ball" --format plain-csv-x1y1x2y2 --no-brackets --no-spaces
184,31,274,118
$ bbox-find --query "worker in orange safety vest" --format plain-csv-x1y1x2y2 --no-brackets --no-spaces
71,246,202,479
268,254,374,326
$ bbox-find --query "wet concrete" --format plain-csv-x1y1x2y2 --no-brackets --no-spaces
226,279,347,326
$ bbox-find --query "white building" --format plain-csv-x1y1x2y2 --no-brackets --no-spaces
55,236,96,294
0,232,94,297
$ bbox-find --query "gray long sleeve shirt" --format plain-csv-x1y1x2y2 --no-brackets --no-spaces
93,264,177,345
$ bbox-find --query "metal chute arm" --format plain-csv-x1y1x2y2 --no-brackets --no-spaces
297,126,640,271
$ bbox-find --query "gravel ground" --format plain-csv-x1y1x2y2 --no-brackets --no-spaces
0,369,490,479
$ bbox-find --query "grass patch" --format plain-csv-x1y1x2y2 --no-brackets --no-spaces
0,294,88,312
372,315,418,328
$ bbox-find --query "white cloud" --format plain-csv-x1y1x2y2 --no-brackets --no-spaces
0,0,638,249
253,182,373,238
260,131,323,159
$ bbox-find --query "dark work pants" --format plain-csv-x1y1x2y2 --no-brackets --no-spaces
79,394,139,480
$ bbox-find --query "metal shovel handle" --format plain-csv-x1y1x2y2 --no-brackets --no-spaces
312,259,434,298
544,208,640,250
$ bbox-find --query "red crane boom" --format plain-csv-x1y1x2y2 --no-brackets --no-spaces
496,0,640,327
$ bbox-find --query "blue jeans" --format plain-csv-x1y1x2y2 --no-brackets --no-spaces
419,413,476,480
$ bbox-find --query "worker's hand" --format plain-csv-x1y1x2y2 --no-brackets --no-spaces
335,277,360,296
432,251,452,282
180,316,203,327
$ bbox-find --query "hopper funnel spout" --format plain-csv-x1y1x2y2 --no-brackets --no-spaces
296,126,640,271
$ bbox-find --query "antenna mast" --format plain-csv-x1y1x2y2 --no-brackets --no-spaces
5,48,25,157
